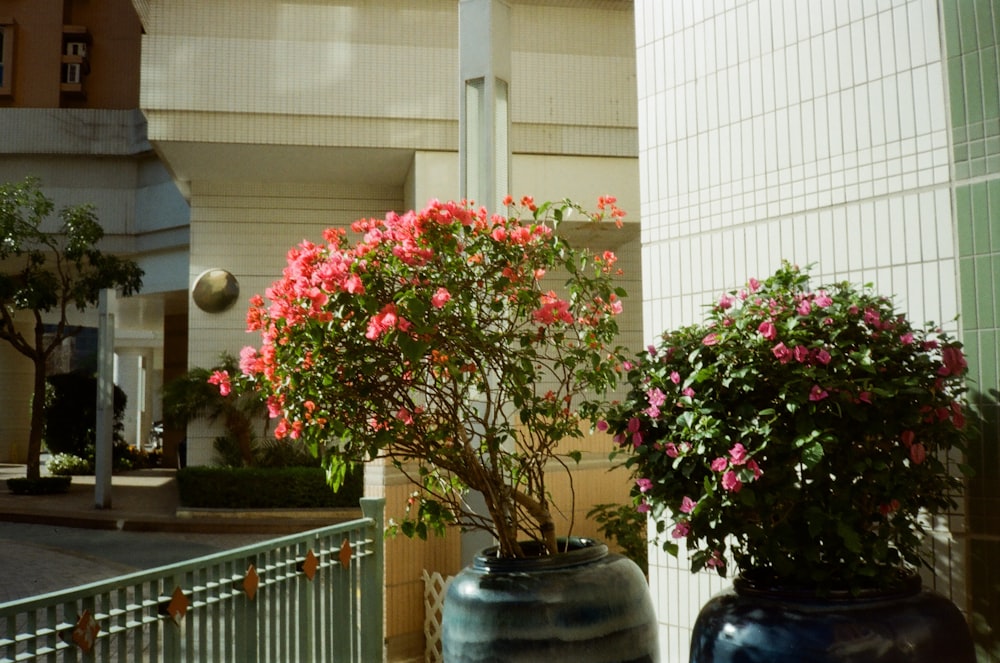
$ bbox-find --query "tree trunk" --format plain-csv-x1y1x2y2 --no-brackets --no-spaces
26,355,46,480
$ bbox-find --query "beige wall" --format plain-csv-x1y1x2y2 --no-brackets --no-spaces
0,318,33,463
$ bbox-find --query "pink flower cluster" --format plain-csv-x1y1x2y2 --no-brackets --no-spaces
709,443,763,494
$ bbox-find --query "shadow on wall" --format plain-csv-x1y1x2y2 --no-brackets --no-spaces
965,388,1000,661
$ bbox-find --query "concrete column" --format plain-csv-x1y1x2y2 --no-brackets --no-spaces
114,347,153,449
459,0,511,211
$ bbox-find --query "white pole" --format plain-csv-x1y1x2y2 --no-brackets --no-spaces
95,289,114,509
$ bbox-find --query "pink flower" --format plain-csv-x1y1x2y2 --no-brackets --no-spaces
636,478,653,493
900,430,915,448
672,521,691,539
858,391,872,404
239,346,262,375
793,345,810,363
864,308,881,328
669,371,681,384
757,320,777,340
797,299,812,316
951,402,966,429
711,457,728,472
900,332,914,345
680,496,696,513
809,385,829,401
627,417,641,434
366,303,409,340
702,333,719,346
748,277,761,293
396,407,415,425
705,551,726,569
729,443,748,465
939,346,967,377
207,370,232,397
682,387,695,398
533,292,574,325
910,443,927,465
815,349,832,365
431,287,451,308
636,501,650,514
814,290,833,307
644,404,661,418
721,470,743,492
647,388,667,408
596,420,609,432
772,342,792,364
878,499,901,516
664,442,679,458
746,458,763,479
344,273,364,294
718,293,734,310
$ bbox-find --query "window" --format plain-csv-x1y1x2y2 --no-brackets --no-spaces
0,18,13,96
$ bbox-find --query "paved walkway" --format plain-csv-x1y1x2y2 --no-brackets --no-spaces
0,464,357,533
0,464,363,603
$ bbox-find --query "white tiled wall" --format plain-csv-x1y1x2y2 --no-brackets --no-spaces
634,1,962,659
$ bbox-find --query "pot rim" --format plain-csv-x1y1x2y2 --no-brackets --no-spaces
733,568,922,602
473,537,608,573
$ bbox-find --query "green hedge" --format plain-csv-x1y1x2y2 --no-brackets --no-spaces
176,466,363,509
7,476,72,495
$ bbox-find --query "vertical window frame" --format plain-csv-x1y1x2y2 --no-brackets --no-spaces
0,18,14,96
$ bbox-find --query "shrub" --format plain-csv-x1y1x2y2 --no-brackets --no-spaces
176,465,363,509
7,476,72,495
588,502,648,576
46,453,93,476
44,370,126,457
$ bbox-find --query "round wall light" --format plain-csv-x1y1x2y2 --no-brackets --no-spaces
192,269,240,313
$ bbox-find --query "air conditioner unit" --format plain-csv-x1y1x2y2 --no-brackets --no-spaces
63,63,81,84
66,42,87,57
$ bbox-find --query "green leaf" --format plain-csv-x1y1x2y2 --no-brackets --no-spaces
837,521,862,553
801,442,824,468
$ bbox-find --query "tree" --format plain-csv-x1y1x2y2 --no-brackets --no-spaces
0,178,144,480
161,353,268,467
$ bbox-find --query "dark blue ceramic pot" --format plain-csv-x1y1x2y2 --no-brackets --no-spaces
690,573,975,663
442,537,658,662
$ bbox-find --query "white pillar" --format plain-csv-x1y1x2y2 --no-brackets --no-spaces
459,0,511,211
458,0,512,566
114,347,154,449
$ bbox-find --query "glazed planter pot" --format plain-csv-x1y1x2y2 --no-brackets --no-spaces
442,537,658,662
690,573,975,663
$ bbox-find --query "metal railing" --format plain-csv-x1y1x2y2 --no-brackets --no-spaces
0,497,385,663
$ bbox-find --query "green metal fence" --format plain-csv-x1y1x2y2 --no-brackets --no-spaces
0,497,385,663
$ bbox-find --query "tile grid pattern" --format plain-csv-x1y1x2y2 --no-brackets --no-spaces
945,0,1000,658
635,1,973,659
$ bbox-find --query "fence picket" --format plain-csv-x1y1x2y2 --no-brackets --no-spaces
0,498,384,663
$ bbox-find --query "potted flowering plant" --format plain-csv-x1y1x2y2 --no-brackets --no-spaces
211,195,630,558
212,196,659,661
605,262,974,661
606,262,970,591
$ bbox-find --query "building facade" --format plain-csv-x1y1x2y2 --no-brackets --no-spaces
635,0,998,660
128,0,640,658
0,0,189,464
